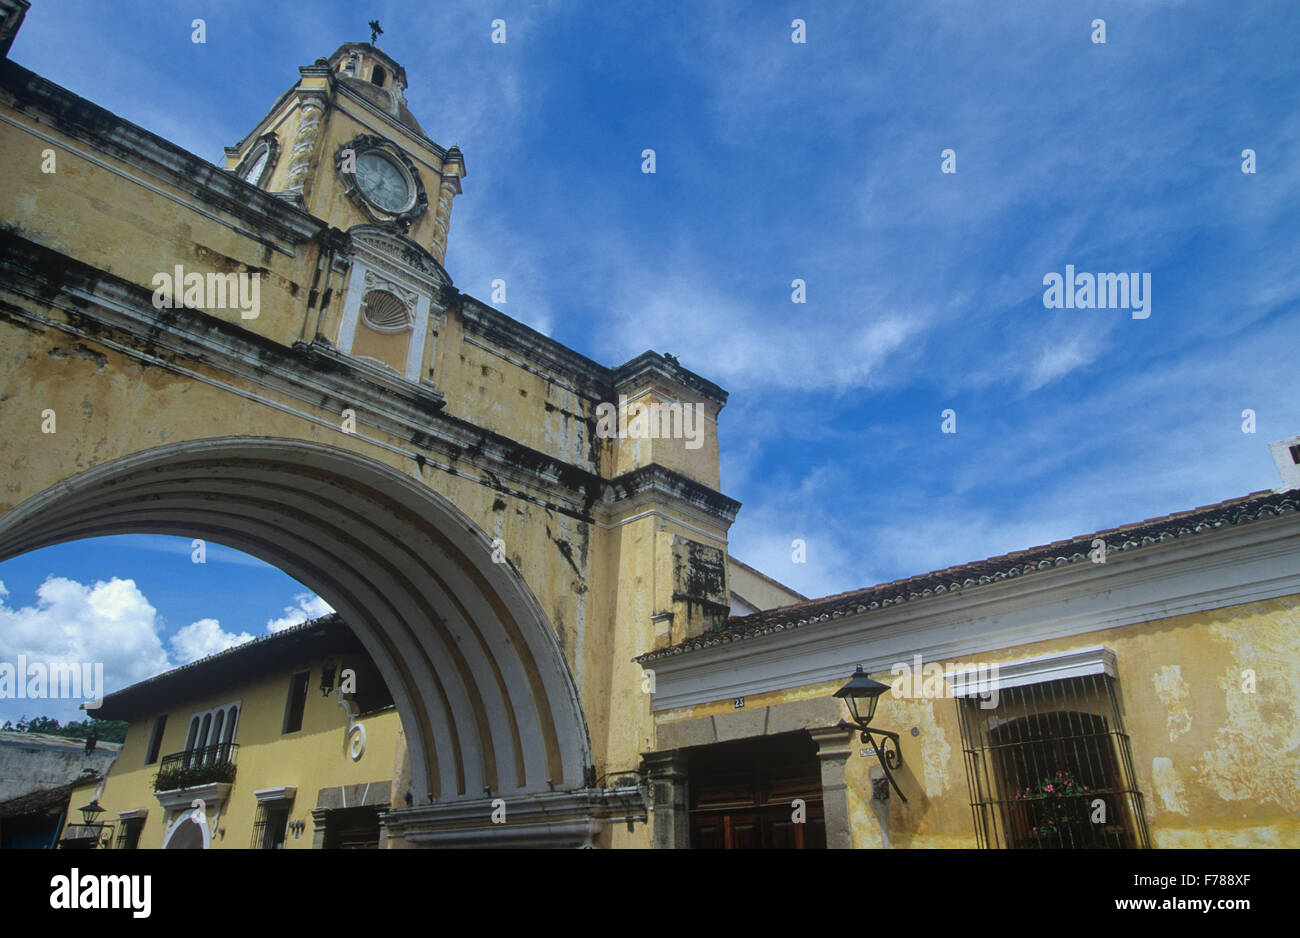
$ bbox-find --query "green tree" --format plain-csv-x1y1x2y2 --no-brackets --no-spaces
0,714,127,743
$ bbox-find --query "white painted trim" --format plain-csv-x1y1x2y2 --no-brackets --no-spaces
116,808,148,821
160,809,211,849
337,258,368,353
253,786,297,804
407,292,430,381
154,782,233,813
945,646,1117,697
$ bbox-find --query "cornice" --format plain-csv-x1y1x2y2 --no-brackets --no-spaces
155,782,232,812
381,787,645,847
457,295,614,395
0,59,322,246
1,235,742,528
612,350,729,408
347,225,451,292
945,645,1118,697
599,464,741,526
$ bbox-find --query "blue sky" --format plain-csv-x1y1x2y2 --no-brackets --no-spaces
2,1,1298,721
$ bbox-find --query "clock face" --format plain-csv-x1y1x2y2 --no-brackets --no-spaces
355,151,410,213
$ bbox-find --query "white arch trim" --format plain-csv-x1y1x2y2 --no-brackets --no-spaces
0,437,594,807
161,810,210,850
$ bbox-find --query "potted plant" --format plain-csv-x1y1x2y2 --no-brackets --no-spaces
1015,770,1096,848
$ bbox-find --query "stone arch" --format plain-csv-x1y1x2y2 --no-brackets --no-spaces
162,811,209,849
0,437,594,816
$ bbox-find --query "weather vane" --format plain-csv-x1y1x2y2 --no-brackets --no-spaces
369,20,383,44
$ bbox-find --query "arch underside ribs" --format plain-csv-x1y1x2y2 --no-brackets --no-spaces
0,438,593,816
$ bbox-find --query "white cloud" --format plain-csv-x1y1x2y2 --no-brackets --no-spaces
266,593,334,633
0,576,337,720
0,576,171,721
169,618,255,665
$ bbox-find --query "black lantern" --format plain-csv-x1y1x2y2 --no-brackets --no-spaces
320,657,337,696
834,665,891,726
834,666,908,802
78,799,105,826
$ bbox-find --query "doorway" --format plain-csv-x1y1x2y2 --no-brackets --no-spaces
688,731,826,849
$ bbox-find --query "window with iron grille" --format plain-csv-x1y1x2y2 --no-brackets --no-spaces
114,817,144,850
956,662,1149,849
251,803,290,850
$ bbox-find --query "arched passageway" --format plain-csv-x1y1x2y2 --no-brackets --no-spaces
0,437,595,837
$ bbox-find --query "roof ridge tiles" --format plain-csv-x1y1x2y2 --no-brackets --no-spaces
637,488,1297,662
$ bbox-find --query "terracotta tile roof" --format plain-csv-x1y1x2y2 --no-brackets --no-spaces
638,488,1299,662
91,613,358,721
0,782,79,820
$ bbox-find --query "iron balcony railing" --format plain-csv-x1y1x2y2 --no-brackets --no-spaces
153,743,239,792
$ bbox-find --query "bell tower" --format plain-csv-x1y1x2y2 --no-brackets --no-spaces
223,40,466,382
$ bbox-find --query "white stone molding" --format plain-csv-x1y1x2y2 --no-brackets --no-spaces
154,782,232,813
945,646,1118,698
253,786,298,805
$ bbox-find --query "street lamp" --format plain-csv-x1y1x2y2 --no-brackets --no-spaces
834,666,908,802
78,799,105,826
76,799,112,848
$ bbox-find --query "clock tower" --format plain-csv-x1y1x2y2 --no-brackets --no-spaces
224,41,466,380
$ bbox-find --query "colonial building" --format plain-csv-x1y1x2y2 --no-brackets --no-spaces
1,1,1297,849
639,461,1300,849
60,615,403,850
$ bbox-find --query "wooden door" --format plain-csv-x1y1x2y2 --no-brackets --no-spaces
688,731,827,849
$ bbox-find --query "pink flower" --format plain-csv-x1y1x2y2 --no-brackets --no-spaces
1044,784,1055,793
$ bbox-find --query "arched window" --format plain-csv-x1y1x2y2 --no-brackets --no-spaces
956,665,1149,849
183,717,199,768
182,702,241,766
989,710,1134,848
209,710,224,761
197,713,212,762
371,65,386,87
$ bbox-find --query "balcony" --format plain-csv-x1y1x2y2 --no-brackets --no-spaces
153,743,239,793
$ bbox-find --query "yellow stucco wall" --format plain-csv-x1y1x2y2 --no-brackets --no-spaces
728,558,805,610
62,651,399,850
652,594,1300,849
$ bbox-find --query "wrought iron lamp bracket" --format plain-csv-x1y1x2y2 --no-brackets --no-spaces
838,719,908,803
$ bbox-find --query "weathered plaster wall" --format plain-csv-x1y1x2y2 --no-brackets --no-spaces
650,595,1300,849
728,558,805,611
0,734,119,802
